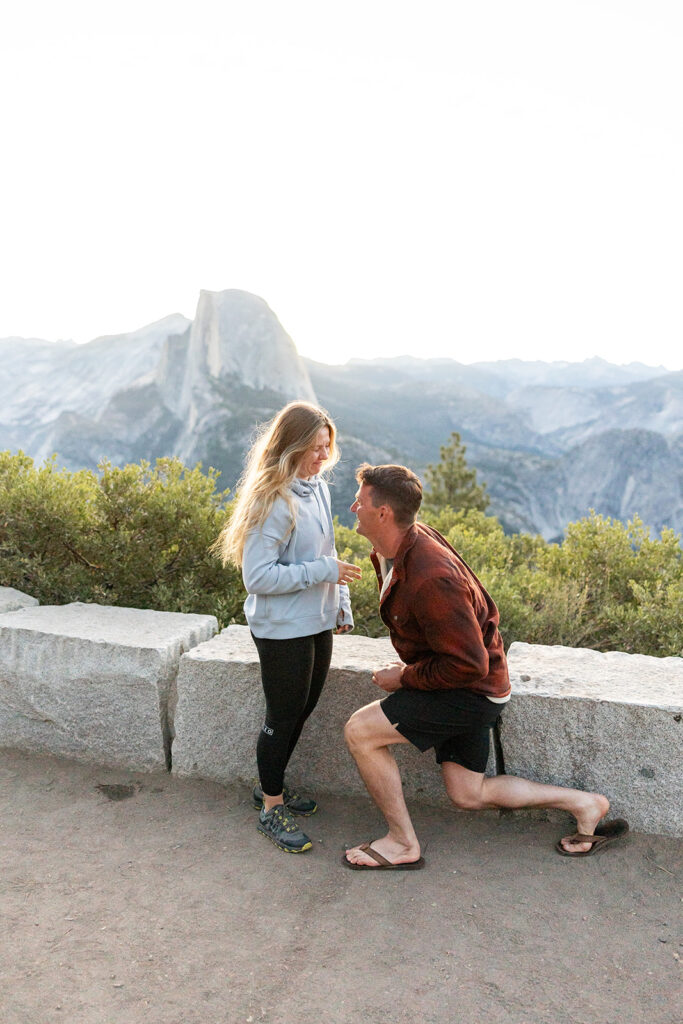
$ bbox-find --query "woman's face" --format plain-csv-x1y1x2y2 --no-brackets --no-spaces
297,426,331,479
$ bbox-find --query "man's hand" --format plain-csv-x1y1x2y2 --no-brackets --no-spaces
371,662,404,692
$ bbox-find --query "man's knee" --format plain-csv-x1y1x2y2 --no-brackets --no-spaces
447,788,486,811
442,765,487,810
343,712,365,752
344,703,384,752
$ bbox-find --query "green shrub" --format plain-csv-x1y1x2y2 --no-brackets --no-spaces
0,452,245,626
2,452,681,657
537,513,683,655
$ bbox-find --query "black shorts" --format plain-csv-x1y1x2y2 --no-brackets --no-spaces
380,687,504,773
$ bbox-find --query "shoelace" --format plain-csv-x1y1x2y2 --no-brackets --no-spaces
271,806,299,834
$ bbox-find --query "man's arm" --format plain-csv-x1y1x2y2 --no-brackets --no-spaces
399,576,489,690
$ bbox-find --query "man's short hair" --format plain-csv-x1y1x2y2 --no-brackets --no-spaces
355,463,423,527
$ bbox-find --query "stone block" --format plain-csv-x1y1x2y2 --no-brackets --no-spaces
172,625,499,803
501,642,683,836
0,603,217,770
0,587,39,613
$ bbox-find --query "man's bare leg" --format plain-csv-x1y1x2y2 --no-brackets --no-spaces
442,761,610,853
343,701,421,867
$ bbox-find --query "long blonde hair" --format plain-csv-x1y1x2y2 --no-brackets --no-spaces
213,401,340,567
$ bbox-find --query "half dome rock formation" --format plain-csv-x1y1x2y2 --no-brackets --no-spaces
185,290,315,403
173,289,316,471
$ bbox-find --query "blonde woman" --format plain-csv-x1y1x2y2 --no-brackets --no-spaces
215,402,361,853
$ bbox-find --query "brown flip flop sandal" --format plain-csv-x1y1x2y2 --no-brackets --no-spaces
342,841,426,871
555,818,630,857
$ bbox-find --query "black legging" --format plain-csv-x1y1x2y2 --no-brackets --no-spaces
252,629,334,797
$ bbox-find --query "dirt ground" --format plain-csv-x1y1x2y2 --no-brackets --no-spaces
1,748,680,1024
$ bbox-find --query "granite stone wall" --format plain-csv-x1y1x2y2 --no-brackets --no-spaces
1,593,680,835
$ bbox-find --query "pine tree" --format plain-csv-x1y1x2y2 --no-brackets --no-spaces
423,431,489,513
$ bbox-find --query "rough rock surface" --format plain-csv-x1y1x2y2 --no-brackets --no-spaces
0,587,39,614
171,625,498,800
181,289,315,412
502,642,683,836
0,603,217,770
173,290,317,474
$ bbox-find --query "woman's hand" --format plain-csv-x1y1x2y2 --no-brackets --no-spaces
336,559,362,585
335,607,353,635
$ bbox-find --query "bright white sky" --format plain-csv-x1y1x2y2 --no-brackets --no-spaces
1,1,682,368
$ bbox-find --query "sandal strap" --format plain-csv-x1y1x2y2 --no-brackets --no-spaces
358,841,392,866
563,832,607,846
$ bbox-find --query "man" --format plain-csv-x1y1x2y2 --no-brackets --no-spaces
342,464,628,870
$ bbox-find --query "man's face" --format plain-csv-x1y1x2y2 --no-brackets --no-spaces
350,482,383,542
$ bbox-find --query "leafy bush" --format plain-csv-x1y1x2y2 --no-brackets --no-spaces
2,451,681,657
0,452,245,625
538,513,683,655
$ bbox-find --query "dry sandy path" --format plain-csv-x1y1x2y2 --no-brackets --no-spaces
1,749,680,1024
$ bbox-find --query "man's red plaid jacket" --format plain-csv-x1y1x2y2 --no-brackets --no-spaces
370,521,511,698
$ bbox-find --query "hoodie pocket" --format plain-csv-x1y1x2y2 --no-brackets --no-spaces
269,584,332,624
251,594,270,621
268,591,302,623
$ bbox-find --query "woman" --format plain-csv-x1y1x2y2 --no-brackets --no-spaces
214,401,361,853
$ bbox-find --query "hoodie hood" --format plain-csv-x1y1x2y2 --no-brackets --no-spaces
290,476,334,536
290,476,317,498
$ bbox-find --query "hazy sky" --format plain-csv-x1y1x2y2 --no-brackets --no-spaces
2,1,681,368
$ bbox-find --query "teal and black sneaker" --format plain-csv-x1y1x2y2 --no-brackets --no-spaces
252,783,318,817
257,804,313,853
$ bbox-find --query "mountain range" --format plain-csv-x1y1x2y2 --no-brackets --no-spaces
1,289,681,540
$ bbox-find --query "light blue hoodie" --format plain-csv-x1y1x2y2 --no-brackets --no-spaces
242,476,353,640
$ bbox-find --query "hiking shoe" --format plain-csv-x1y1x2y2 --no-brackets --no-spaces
257,804,313,854
252,783,318,816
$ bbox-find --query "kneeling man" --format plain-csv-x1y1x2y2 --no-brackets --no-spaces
343,463,628,870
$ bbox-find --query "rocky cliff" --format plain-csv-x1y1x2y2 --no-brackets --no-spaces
173,290,315,471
